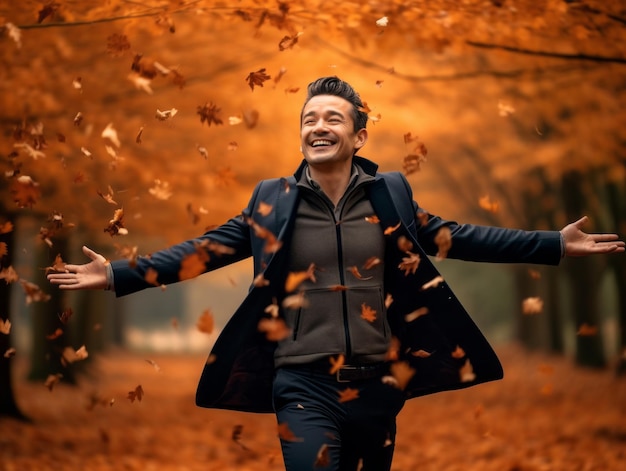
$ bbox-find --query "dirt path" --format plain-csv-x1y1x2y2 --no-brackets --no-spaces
2,345,625,471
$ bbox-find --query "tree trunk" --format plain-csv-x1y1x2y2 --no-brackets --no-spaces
561,170,606,368
0,222,29,420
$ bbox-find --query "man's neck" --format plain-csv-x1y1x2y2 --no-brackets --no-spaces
308,161,353,207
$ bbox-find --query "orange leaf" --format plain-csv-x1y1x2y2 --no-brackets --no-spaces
479,195,500,213
285,263,316,292
398,252,420,276
522,297,543,315
435,227,452,260
46,328,63,340
257,201,273,217
383,222,401,235
451,345,466,359
348,266,373,281
577,323,598,336
258,317,291,341
364,215,380,224
421,276,444,290
404,307,428,322
277,422,303,442
329,354,345,374
337,387,360,403
127,385,144,403
388,361,415,390
314,444,330,468
246,68,271,91
363,256,381,270
178,252,209,281
459,359,476,382
360,303,377,322
44,373,63,391
0,318,11,335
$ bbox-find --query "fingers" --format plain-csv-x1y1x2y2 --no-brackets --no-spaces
572,216,588,229
82,245,106,263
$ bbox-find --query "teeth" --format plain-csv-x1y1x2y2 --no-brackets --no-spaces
312,140,332,147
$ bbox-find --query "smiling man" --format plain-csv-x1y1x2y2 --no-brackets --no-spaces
48,76,624,471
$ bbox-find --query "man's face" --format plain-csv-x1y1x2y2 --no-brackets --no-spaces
300,94,367,168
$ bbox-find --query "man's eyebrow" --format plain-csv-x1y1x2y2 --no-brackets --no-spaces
302,109,345,119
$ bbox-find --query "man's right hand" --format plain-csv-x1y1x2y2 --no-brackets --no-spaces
47,245,109,290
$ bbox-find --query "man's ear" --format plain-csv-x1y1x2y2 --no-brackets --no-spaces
354,128,368,151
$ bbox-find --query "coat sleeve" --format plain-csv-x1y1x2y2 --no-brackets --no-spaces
110,182,264,297
390,172,563,266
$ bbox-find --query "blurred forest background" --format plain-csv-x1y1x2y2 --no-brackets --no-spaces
0,1,625,470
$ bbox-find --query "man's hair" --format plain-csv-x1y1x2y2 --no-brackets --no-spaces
303,76,368,132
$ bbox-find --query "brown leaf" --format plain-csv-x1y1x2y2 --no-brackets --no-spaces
20,279,51,304
329,354,345,374
46,328,63,340
196,309,215,334
421,276,444,291
257,201,273,217
314,444,330,468
0,266,19,284
258,317,291,341
434,227,452,260
388,361,415,390
398,252,420,276
127,385,144,403
348,266,373,281
44,373,63,391
0,221,14,234
103,208,128,236
179,251,209,281
0,318,11,335
404,307,428,322
11,175,40,208
246,68,271,91
197,102,223,126
277,422,303,442
278,32,301,51
364,215,380,224
383,222,401,235
363,256,381,270
577,323,598,336
285,263,316,292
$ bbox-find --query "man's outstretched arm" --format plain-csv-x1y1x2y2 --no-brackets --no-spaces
560,216,625,257
47,245,109,290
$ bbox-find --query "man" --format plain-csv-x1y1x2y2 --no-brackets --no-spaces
48,76,624,470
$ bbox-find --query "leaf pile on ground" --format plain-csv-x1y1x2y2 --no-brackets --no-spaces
2,344,625,471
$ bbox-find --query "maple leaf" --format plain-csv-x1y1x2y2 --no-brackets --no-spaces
11,175,40,208
398,251,420,276
404,307,428,322
314,444,330,468
106,33,131,56
434,227,452,260
285,263,316,292
277,422,303,442
258,317,291,341
282,292,309,310
197,102,223,126
360,303,377,322
245,216,283,254
363,256,381,270
44,254,67,275
196,309,215,334
246,68,271,91
385,336,400,361
44,373,63,391
0,318,11,335
348,266,373,281
383,222,401,235
0,266,19,284
103,208,128,236
337,387,360,403
127,385,144,403
329,354,345,374
522,297,543,315
364,215,380,224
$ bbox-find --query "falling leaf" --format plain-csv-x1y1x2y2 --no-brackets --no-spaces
179,250,209,280
337,387,360,403
277,422,303,442
522,297,543,315
144,267,160,286
101,123,121,148
376,16,389,27
258,317,291,341
385,294,394,308
46,327,63,340
365,215,380,224
314,444,330,468
479,195,500,214
72,76,82,92
197,102,223,126
397,236,414,253
0,266,19,284
148,179,172,200
528,269,542,280
329,354,345,374
11,175,41,208
285,263,316,292
253,273,270,287
404,307,428,322
245,216,282,254
0,318,11,334
145,359,161,372
196,309,215,334
329,284,348,291
73,112,83,126
388,361,415,390
460,358,476,382
106,33,130,56
282,293,309,311
246,68,271,91
0,221,13,234
4,347,16,358
348,266,373,281
363,256,381,270
360,303,377,322
127,385,144,403
411,349,432,358
13,142,46,160
421,276,444,290
385,336,400,361
61,345,89,366
257,201,273,217
5,23,21,48
384,222,401,235
0,242,7,257
231,424,249,450
451,345,466,359
498,100,515,117
128,73,153,94
103,208,128,236
20,279,51,304
398,251,420,276
155,108,178,121
278,32,302,51
577,323,598,336
44,373,63,391
403,154,427,175
434,227,452,260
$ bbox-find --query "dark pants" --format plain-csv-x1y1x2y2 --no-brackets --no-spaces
273,367,406,471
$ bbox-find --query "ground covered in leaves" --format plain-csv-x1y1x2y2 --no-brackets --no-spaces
2,344,625,471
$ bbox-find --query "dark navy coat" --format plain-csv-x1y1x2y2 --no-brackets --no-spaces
111,156,562,413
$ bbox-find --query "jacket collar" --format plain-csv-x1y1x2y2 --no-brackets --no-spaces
292,155,379,181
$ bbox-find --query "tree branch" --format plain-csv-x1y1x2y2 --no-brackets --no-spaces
466,41,626,65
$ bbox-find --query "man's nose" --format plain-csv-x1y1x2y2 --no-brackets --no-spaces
312,119,328,132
